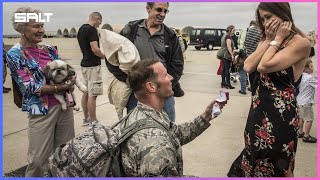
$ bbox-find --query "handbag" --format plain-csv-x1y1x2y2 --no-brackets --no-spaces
12,77,22,108
217,59,224,75
217,48,232,60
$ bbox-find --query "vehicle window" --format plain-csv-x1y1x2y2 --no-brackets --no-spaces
196,30,201,36
217,30,222,36
191,30,196,36
204,30,216,35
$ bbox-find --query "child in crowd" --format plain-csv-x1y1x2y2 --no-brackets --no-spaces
297,59,317,143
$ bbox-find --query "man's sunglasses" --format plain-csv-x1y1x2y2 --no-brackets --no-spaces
153,7,169,14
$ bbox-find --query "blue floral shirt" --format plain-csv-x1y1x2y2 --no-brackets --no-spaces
6,43,60,117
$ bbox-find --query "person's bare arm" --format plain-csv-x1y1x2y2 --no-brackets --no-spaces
90,41,105,59
257,21,311,73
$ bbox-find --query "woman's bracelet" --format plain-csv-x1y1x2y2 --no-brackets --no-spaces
54,85,58,93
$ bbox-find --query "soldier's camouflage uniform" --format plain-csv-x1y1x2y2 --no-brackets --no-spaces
115,102,211,177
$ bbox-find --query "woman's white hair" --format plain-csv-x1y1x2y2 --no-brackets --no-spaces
12,7,42,34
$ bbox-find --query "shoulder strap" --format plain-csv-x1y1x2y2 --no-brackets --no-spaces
117,119,169,146
111,110,135,129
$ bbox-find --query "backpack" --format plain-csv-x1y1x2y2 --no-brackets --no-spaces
46,112,171,177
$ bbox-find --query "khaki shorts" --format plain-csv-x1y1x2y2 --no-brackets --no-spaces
298,104,314,122
81,66,103,96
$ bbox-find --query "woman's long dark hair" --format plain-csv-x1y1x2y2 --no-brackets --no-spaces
256,2,297,40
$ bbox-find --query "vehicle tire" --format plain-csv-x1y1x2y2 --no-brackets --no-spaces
195,46,201,50
207,43,214,50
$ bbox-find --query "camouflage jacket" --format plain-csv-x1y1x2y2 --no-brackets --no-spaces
115,102,211,177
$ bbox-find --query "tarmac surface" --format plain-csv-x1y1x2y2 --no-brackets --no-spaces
2,38,318,177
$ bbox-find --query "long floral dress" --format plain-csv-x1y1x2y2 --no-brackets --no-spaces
228,67,299,177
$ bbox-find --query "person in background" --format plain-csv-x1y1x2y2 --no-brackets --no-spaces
77,12,105,126
238,20,261,95
297,58,317,143
106,2,184,122
306,30,316,59
173,28,186,61
245,20,262,96
6,7,75,176
220,25,236,89
172,27,186,97
232,33,239,50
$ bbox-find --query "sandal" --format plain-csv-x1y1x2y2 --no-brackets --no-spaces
303,135,317,143
298,132,304,138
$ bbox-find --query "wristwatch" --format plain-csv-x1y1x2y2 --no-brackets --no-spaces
270,40,280,48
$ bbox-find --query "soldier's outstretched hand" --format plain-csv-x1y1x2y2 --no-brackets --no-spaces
200,100,226,122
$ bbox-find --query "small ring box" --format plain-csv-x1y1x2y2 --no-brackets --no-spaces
212,103,221,118
216,91,229,105
212,91,229,118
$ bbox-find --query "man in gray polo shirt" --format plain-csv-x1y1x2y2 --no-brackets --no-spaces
105,2,184,122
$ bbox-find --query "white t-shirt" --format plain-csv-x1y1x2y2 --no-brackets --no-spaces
297,72,317,106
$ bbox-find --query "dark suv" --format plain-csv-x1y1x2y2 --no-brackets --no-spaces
189,28,226,50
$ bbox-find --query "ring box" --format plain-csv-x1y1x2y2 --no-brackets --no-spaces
216,91,229,105
212,103,221,118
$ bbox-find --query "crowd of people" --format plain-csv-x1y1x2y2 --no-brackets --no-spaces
3,2,317,177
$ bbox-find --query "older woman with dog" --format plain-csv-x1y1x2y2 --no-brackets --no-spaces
6,7,75,177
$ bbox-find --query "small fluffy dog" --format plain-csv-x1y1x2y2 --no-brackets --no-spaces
44,60,87,110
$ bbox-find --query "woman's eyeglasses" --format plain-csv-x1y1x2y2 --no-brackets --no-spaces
153,7,169,14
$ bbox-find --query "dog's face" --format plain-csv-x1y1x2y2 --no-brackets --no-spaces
44,60,75,84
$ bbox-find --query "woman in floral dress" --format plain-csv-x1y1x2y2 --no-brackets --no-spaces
227,2,311,177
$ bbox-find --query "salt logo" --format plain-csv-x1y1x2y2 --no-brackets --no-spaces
14,13,53,22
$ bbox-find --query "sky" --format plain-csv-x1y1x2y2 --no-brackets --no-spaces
2,2,317,35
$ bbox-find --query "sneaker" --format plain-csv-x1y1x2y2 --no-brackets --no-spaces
91,120,98,126
82,118,90,126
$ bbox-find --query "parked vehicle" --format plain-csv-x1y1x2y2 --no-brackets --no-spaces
189,28,226,50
